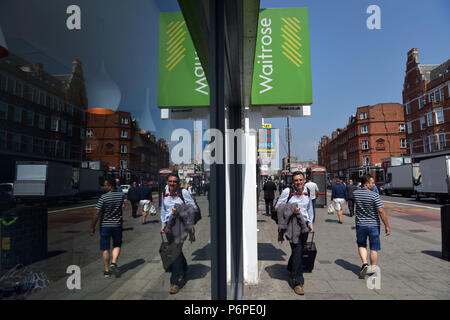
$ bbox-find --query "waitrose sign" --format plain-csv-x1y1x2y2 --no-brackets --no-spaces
251,8,312,106
158,12,209,108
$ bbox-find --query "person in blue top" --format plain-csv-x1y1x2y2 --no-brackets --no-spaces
331,179,348,224
160,172,197,295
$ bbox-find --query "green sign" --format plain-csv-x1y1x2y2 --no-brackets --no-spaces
158,12,209,108
251,8,312,106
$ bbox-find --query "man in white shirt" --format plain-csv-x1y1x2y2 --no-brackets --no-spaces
305,178,319,223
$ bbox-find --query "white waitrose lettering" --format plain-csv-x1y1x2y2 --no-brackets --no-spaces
258,17,273,94
194,53,208,95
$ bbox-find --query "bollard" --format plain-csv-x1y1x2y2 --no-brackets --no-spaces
442,204,450,261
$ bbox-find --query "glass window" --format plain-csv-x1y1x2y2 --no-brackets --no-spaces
362,140,369,150
405,102,411,115
86,129,93,138
85,144,92,154
409,138,413,154
24,110,34,126
49,139,57,156
15,81,23,97
359,112,367,120
434,90,440,103
40,91,46,105
51,116,59,131
399,124,405,132
419,95,425,109
120,160,127,169
7,78,15,94
121,130,128,138
0,101,8,119
407,121,412,134
440,87,446,100
363,156,370,166
438,131,446,150
400,138,407,148
420,116,426,130
428,92,433,104
14,106,22,123
120,144,128,153
38,114,46,129
429,135,436,152
435,108,444,124
361,125,368,134
427,112,434,126
121,117,129,124
26,86,35,101
423,136,428,153
60,119,67,133
67,123,73,136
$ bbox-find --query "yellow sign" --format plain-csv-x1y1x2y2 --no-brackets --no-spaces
2,237,11,251
263,123,272,129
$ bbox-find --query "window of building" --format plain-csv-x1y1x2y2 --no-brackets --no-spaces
22,135,32,153
0,101,8,120
438,131,446,150
435,108,444,124
429,135,436,152
50,116,59,132
405,102,411,115
434,89,440,103
420,116,426,130
14,106,22,123
120,144,128,153
7,78,15,94
427,112,434,126
34,137,44,154
363,156,370,166
40,91,46,106
409,138,413,154
15,81,23,97
0,74,7,91
25,86,34,101
0,130,6,149
121,130,128,138
440,87,446,101
423,136,428,153
362,140,369,150
38,114,46,129
34,88,40,104
399,123,405,132
86,129,93,138
407,121,412,134
361,125,368,134
24,110,34,126
85,144,93,154
60,119,67,134
427,92,434,104
400,138,407,148
49,139,57,156
67,123,72,137
120,160,127,169
359,112,368,120
12,134,20,152
419,95,425,109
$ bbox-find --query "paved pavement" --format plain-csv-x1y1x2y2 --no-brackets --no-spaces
2,190,449,300
243,193,450,300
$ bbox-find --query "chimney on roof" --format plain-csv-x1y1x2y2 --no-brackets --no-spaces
407,48,419,64
72,59,83,76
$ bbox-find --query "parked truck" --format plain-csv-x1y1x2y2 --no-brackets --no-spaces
414,155,450,204
13,161,74,202
383,163,420,197
72,167,104,199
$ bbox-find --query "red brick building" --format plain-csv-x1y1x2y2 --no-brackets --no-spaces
402,48,449,157
318,103,407,181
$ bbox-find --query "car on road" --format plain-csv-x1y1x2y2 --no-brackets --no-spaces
121,184,131,194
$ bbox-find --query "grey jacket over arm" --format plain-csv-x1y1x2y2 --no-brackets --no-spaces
277,202,309,244
165,203,195,244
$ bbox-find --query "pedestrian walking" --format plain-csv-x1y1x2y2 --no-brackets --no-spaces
305,178,319,223
369,176,380,194
275,171,314,295
331,179,348,224
346,179,358,217
263,177,277,216
161,172,198,294
127,181,140,218
90,178,126,278
353,175,391,279
139,181,154,225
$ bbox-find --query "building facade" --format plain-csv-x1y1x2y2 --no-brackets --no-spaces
0,52,88,182
318,103,407,181
402,48,450,157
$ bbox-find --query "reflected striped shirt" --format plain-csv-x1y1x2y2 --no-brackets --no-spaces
353,188,384,226
96,191,126,227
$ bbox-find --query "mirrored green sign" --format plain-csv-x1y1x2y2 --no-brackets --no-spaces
158,12,209,108
251,8,312,106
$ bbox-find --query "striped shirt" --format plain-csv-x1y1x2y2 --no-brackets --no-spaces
95,191,126,227
353,188,384,226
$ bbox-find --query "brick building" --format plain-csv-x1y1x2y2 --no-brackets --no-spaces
318,103,407,181
402,48,449,158
85,109,170,183
0,51,88,182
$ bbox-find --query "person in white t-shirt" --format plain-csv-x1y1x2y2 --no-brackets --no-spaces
305,179,319,223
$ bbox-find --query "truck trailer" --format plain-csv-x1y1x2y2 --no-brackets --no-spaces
383,164,420,197
414,155,450,204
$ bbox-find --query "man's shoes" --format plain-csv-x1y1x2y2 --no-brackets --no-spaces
170,284,180,294
294,285,304,295
104,270,111,278
359,263,369,279
110,263,121,277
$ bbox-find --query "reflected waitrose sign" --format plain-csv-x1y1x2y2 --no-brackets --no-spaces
251,8,312,106
158,12,209,108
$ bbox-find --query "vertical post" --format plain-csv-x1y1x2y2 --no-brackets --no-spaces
287,117,291,172
209,0,227,300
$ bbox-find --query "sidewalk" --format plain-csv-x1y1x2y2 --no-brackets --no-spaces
242,194,450,300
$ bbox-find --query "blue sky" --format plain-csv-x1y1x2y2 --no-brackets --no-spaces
0,0,449,164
